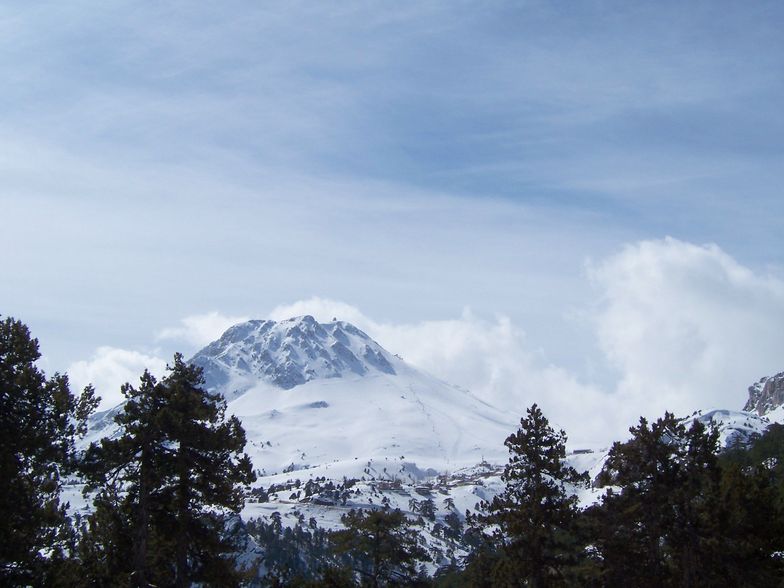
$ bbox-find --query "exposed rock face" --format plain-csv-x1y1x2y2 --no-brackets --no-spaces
190,315,396,393
743,371,784,416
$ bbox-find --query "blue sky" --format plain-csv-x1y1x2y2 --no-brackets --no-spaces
2,1,784,441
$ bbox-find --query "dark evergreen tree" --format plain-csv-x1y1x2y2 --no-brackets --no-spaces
588,413,727,587
83,353,256,587
331,507,431,587
0,316,98,585
456,528,501,588
420,498,436,522
76,486,135,587
713,460,784,585
716,424,784,584
156,354,257,587
81,370,171,585
246,513,354,587
471,403,588,587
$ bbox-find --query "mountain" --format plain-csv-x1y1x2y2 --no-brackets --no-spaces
743,371,784,417
87,316,518,479
76,318,783,575
190,316,396,396
76,315,521,570
189,315,516,478
86,318,784,485
690,408,770,447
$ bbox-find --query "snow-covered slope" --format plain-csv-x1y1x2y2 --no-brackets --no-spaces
87,316,517,478
77,315,520,564
200,316,515,476
691,408,770,447
230,359,515,478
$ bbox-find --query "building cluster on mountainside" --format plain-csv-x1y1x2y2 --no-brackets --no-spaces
3,315,784,586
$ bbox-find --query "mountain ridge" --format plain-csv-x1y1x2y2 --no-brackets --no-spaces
190,315,396,398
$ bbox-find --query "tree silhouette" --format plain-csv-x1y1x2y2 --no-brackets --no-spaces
472,403,588,587
83,353,255,586
0,316,97,585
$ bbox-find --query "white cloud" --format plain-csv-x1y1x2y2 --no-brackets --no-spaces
157,311,249,347
68,347,168,410
269,298,617,445
270,242,784,444
272,300,538,406
269,298,369,327
589,237,784,416
371,312,621,446
68,238,784,443
68,310,248,411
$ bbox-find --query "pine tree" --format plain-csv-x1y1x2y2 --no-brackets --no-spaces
76,485,135,587
81,369,170,585
717,424,784,583
83,353,256,586
714,461,784,585
331,507,430,587
159,353,256,587
0,316,98,585
589,413,726,587
473,404,588,587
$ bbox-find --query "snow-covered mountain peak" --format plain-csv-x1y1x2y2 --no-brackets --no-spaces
180,315,518,476
85,315,517,478
190,316,396,395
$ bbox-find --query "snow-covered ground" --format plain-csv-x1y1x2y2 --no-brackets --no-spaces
691,408,770,446
232,363,515,479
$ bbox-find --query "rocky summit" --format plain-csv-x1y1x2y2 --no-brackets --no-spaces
743,371,784,416
190,315,396,396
